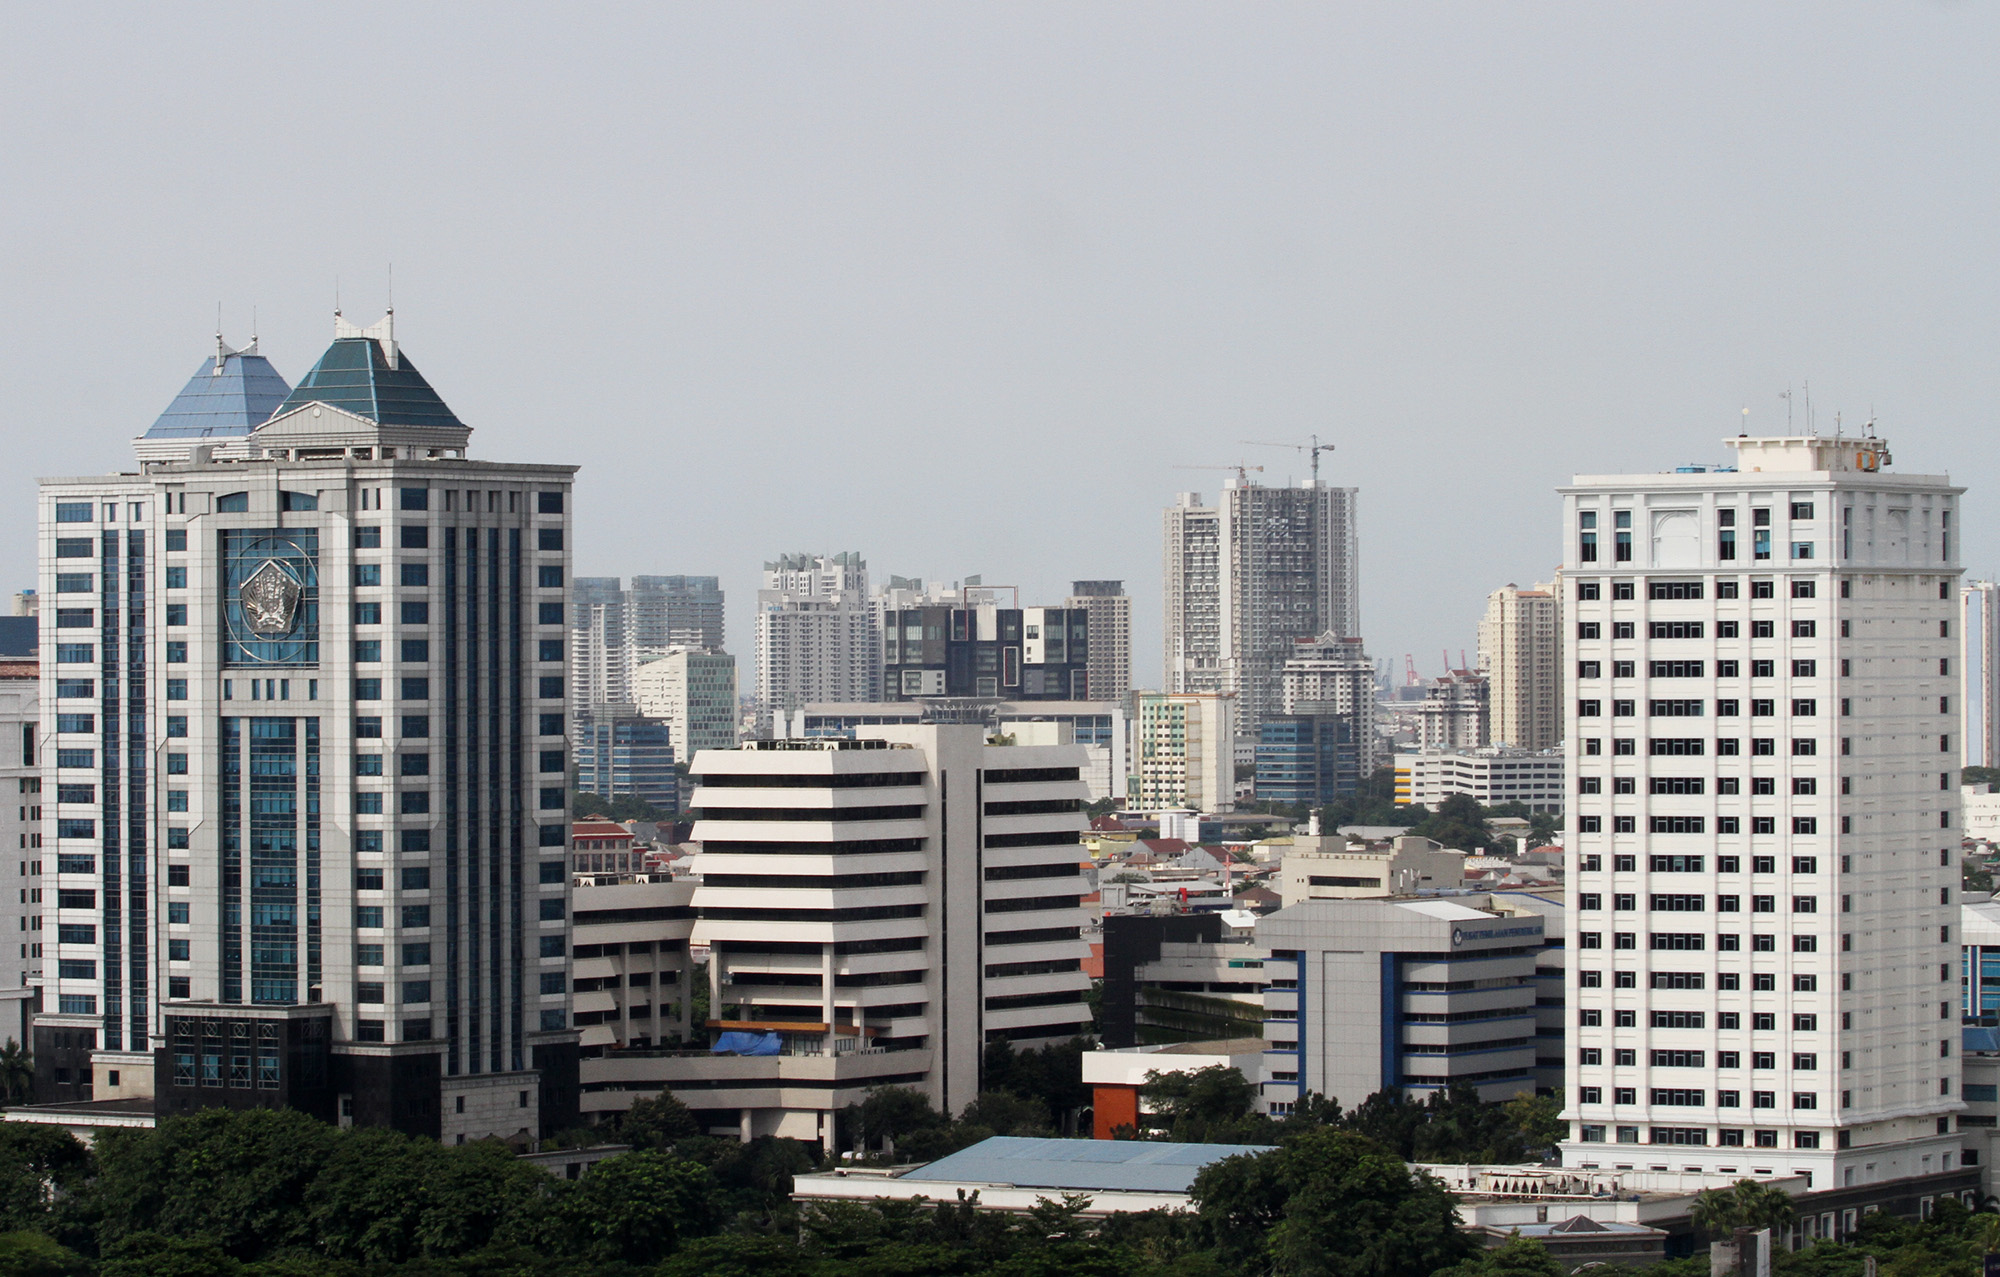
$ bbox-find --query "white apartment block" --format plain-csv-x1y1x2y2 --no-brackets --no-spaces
781,701,1128,803
1962,581,1999,770
1135,692,1236,813
1163,480,1360,735
0,667,41,1046
755,553,878,732
34,316,578,1140
1395,746,1566,814
1562,434,1964,1191
571,877,697,1125
678,729,1092,1147
632,648,739,757
1481,581,1563,751
1416,671,1490,749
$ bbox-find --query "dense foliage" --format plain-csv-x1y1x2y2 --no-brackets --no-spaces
569,790,677,823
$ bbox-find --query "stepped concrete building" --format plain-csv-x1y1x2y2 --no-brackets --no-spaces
33,314,578,1141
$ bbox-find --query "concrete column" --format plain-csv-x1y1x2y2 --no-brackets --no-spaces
822,943,836,1057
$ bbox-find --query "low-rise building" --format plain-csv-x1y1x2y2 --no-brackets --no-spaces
1277,832,1465,905
783,700,1127,803
574,704,678,811
1394,746,1565,814
1135,692,1235,813
571,877,698,1124
632,648,739,758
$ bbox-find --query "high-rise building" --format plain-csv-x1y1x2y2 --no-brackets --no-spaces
35,315,579,1142
632,648,739,758
573,705,678,811
569,577,630,716
1067,581,1131,702
629,576,724,657
1162,478,1360,735
880,603,1090,701
0,659,40,1047
1258,631,1379,804
1480,581,1562,750
1562,433,1964,1187
1962,581,1999,770
681,728,1093,1146
1415,670,1489,749
1134,691,1236,812
755,553,878,731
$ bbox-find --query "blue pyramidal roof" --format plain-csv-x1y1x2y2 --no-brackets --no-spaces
144,351,294,440
274,336,464,429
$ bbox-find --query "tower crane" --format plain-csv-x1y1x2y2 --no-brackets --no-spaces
1173,463,1264,484
1240,434,1337,484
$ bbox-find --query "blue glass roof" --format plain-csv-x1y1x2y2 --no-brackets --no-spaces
902,1136,1274,1194
274,336,464,429
143,352,294,440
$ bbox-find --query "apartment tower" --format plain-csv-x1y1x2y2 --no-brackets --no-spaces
36,316,579,1139
1067,581,1132,702
1163,478,1359,737
1961,581,1999,770
1480,581,1562,750
755,553,878,733
1562,434,1963,1187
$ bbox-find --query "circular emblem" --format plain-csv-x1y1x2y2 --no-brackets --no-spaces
239,560,302,636
1451,928,1464,948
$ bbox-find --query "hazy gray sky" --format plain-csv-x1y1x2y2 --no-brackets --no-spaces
5,4,1998,686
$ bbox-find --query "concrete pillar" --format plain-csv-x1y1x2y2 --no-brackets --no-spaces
822,943,836,1057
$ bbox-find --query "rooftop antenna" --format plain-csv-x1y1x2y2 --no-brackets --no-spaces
1834,411,1842,438
1780,386,1793,433
387,262,393,315
334,276,342,321
1803,381,1814,436
1739,407,1748,438
1865,411,1877,440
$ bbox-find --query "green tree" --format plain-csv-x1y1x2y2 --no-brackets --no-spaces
97,1231,245,1277
653,1233,821,1277
961,1091,1053,1137
1502,1091,1564,1157
0,1230,91,1277
852,1087,949,1157
570,791,676,822
0,1041,34,1104
1140,1066,1273,1143
1192,1128,1472,1276
1406,794,1491,853
538,1150,717,1264
618,1091,701,1150
1689,1179,1798,1238
1431,1233,1566,1277
0,1124,92,1232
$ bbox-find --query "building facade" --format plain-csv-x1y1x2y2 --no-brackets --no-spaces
1415,670,1490,749
680,729,1093,1146
1068,581,1132,702
1481,581,1562,751
1561,433,1963,1187
35,316,579,1141
1163,479,1360,736
782,700,1127,803
573,706,678,811
880,604,1091,701
632,647,739,758
755,553,878,732
629,576,724,656
1134,692,1235,813
0,663,40,1048
1393,746,1566,814
1962,582,1999,770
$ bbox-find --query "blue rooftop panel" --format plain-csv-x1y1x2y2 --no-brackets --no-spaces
901,1135,1273,1194
143,352,294,439
274,337,463,429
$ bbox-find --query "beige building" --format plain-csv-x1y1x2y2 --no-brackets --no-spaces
1135,691,1236,813
1479,581,1561,750
632,648,739,758
1067,581,1132,702
1415,670,1489,749
1277,833,1466,906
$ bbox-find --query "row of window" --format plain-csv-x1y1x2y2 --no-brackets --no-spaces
1578,1087,1820,1109
1577,575,1820,602
1579,619,1826,640
1578,816,1821,835
1576,1126,1821,1149
1579,894,1825,913
1579,931,1840,952
1580,1009,1824,1031
1581,776,1828,795
1579,698,1838,717
1580,971,1822,992
355,677,564,700
51,601,574,631
353,563,566,589
1581,658,1831,678
53,489,564,524
1581,854,1820,874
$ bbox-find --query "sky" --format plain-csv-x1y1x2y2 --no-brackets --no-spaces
3,3,1999,688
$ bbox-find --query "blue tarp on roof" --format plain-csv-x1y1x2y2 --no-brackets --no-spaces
902,1136,1274,1194
274,337,464,429
143,352,293,439
711,1031,782,1056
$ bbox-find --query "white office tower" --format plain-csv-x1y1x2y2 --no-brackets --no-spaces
688,727,1092,1147
1481,581,1563,750
569,577,631,717
1562,434,1966,1192
35,315,579,1140
1962,582,2000,769
1067,581,1132,702
629,576,724,657
0,664,41,1044
755,553,878,734
1164,479,1360,741
632,648,739,756
1416,670,1489,749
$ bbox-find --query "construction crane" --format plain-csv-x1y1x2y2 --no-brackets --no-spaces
1173,463,1264,485
1404,654,1419,686
1241,433,1337,483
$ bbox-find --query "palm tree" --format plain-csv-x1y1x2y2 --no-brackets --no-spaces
0,1039,33,1104
1690,1180,1797,1239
